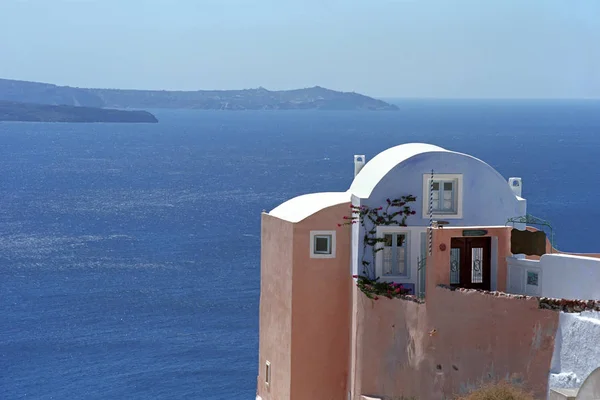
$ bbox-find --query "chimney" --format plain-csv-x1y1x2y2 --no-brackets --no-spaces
508,177,522,197
354,155,366,177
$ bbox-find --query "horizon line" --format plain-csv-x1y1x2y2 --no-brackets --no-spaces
378,96,600,101
2,77,600,102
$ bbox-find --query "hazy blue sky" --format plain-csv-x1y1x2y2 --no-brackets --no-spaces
0,0,599,98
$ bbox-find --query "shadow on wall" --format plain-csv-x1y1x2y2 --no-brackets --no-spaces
575,366,600,399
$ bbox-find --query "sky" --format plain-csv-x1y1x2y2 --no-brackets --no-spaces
0,0,599,98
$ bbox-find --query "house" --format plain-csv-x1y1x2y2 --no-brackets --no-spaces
256,143,600,400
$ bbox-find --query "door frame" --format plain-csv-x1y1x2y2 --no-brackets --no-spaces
450,236,492,291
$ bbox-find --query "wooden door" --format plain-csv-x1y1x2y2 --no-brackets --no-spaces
449,237,491,290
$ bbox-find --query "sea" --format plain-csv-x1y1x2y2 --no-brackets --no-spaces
1,100,600,399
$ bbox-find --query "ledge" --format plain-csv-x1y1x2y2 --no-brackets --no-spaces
389,294,425,304
549,387,578,400
538,297,600,313
437,284,533,300
360,291,425,304
437,284,600,313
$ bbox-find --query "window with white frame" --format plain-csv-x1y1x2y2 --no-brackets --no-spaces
310,231,336,258
377,229,409,278
265,361,271,387
422,173,463,219
525,268,541,296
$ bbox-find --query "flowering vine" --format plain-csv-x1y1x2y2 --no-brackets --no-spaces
339,195,418,300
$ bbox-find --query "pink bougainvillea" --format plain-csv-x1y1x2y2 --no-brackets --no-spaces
341,195,418,300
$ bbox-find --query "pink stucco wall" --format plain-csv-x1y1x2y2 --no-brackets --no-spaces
290,203,352,400
257,203,352,400
257,214,294,399
350,285,559,399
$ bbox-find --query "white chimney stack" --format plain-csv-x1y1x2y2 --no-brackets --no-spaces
354,155,366,177
508,177,522,197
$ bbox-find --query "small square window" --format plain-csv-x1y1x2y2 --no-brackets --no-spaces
310,231,336,258
526,271,539,286
265,361,271,387
314,235,332,254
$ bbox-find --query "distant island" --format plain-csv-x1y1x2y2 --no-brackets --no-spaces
0,78,398,111
0,101,158,123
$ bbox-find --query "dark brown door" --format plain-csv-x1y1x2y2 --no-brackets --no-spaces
449,237,491,290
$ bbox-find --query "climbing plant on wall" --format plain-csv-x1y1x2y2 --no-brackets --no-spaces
339,195,417,300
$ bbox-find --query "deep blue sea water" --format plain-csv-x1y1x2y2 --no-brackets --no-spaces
1,101,600,399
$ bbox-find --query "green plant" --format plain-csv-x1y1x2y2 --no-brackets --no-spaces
339,196,417,299
456,382,534,400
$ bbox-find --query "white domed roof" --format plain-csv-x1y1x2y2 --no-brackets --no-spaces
349,143,448,198
269,191,351,223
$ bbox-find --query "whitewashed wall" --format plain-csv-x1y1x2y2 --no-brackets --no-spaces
507,254,600,300
507,256,543,296
548,311,600,394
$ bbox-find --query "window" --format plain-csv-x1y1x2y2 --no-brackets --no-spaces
525,268,541,296
450,247,461,284
310,231,336,258
431,180,456,213
422,173,463,219
471,247,484,283
382,233,408,276
376,229,410,278
265,361,271,387
526,270,539,286
314,236,331,254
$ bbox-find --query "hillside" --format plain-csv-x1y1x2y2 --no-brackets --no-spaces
0,79,398,111
0,101,158,123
